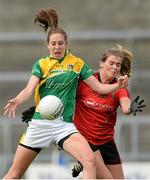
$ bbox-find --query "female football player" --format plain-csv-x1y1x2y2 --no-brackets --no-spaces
72,44,145,179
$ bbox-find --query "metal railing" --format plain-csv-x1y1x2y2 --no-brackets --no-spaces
1,30,150,42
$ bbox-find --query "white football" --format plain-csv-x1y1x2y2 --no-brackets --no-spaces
38,95,64,120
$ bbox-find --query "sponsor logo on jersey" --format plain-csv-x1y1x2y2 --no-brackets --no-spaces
84,98,114,111
67,64,74,71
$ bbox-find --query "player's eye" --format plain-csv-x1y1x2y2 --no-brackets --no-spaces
51,41,56,46
58,41,65,45
116,63,121,68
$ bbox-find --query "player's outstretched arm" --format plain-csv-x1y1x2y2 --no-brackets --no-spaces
3,75,39,118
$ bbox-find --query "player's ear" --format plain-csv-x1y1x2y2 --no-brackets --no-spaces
47,43,50,50
100,61,104,68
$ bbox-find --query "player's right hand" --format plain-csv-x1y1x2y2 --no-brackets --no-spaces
3,98,20,118
117,75,128,88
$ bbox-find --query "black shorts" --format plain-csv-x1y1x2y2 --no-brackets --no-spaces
89,140,122,165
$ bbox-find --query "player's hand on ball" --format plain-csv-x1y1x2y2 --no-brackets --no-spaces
3,98,20,118
21,106,35,124
130,96,146,116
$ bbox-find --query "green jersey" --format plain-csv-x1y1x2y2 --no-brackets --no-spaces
32,52,93,122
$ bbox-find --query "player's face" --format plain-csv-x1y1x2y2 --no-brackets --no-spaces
47,33,67,60
100,55,122,79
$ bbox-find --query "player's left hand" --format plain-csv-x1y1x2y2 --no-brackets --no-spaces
130,96,146,116
21,106,35,124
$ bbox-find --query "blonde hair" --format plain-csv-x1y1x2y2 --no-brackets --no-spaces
34,7,67,43
100,44,132,77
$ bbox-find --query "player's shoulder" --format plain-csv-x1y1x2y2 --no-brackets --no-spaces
38,55,50,63
68,53,85,63
33,55,50,65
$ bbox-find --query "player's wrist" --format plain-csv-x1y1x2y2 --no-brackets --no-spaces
128,107,132,115
15,98,21,107
113,83,121,91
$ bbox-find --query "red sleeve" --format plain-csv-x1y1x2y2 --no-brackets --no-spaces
116,88,130,105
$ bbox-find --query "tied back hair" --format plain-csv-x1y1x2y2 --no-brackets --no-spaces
34,7,67,43
117,44,132,77
34,7,58,32
100,44,132,77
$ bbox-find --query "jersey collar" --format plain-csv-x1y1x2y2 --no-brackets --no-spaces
49,49,70,63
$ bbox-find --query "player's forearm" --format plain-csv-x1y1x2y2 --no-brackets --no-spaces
120,97,135,115
92,82,120,94
84,76,121,95
15,75,39,106
14,88,33,106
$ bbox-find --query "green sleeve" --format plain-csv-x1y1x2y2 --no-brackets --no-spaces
32,60,42,79
80,63,93,80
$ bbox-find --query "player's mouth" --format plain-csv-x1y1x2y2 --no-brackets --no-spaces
54,51,62,59
111,70,117,74
55,51,61,55
109,70,118,77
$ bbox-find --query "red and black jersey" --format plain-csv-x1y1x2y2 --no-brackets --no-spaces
74,72,130,145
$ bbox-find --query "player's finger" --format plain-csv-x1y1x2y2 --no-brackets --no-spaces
134,96,140,102
8,110,12,118
138,99,144,105
12,110,16,118
138,104,146,108
22,111,28,116
3,103,11,111
3,108,9,116
122,79,128,87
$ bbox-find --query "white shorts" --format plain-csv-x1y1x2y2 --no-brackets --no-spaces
20,117,78,149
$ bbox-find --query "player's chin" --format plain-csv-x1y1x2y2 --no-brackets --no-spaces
54,54,63,60
108,73,117,79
